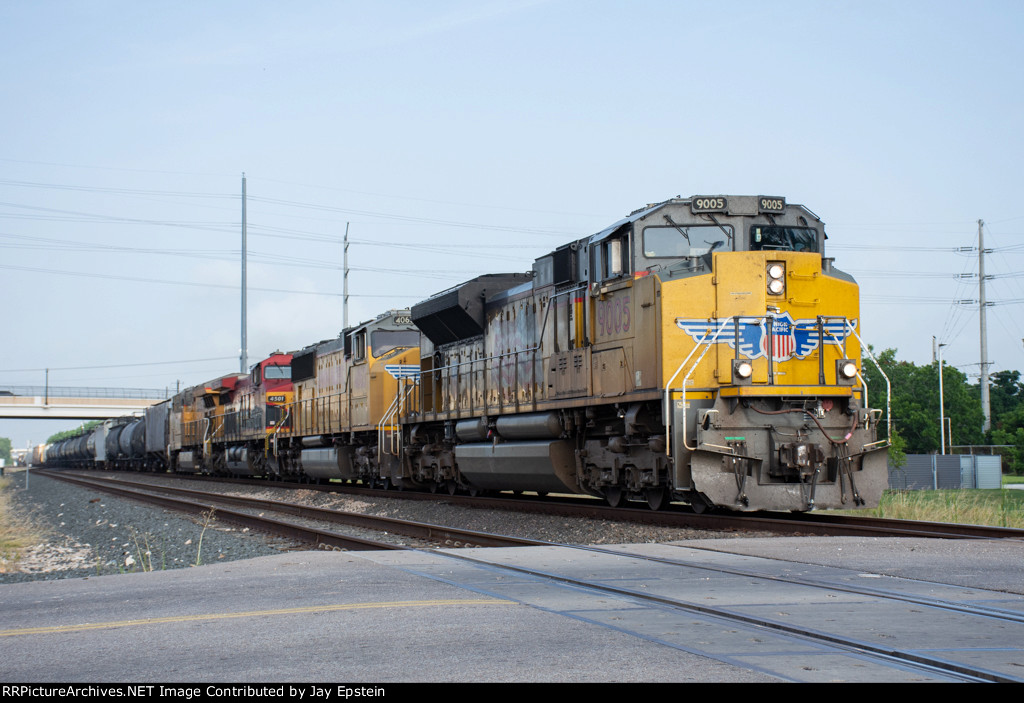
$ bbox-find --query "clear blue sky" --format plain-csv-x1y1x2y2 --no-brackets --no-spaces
2,0,1022,448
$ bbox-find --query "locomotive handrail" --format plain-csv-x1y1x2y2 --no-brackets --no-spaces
677,319,733,453
544,283,589,353
819,321,870,423
427,347,541,378
378,378,417,461
271,407,290,459
814,315,849,384
419,284,588,418
665,314,877,457
663,317,731,456
844,324,892,442
423,346,541,418
820,319,886,438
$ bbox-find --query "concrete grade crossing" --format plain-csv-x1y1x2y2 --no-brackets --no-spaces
1,537,1022,683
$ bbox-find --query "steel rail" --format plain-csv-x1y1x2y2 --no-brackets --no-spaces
51,469,1024,541
38,470,396,551
431,544,1018,683
38,470,543,550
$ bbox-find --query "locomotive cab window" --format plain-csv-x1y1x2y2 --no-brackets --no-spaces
593,234,630,281
750,226,819,253
352,330,367,362
643,224,732,259
264,364,290,380
371,329,419,357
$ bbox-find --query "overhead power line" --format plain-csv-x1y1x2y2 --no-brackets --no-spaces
0,264,423,298
0,356,239,373
247,195,579,237
0,178,233,199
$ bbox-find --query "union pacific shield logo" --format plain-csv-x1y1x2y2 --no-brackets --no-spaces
770,316,795,360
675,314,856,362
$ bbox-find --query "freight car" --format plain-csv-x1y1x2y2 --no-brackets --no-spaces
45,194,890,512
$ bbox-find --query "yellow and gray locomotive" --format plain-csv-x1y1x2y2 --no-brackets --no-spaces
45,194,888,512
399,195,888,511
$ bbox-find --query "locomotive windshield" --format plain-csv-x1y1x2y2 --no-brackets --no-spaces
750,226,819,252
643,224,733,258
264,365,291,380
371,329,420,356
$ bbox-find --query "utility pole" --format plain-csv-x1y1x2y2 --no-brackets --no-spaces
979,219,990,433
936,338,947,455
343,222,350,332
241,173,248,374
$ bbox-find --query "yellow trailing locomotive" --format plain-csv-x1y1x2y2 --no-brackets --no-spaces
46,195,889,512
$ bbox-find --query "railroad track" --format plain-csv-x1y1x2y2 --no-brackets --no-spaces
422,541,1024,682
32,469,1024,682
35,470,545,552
64,468,1024,541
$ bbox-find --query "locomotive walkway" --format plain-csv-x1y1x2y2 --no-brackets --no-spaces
0,385,167,419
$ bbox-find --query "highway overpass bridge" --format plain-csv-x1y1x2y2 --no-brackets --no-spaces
0,386,170,419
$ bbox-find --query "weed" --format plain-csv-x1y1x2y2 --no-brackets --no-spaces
0,477,43,573
194,508,217,566
837,489,1024,527
128,527,161,572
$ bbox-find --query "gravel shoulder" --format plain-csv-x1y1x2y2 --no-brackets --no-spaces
0,468,758,584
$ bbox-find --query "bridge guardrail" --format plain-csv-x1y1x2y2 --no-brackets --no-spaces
0,386,172,400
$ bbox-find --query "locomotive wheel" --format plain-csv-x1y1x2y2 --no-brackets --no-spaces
604,486,624,508
645,487,670,511
446,480,458,496
689,495,712,514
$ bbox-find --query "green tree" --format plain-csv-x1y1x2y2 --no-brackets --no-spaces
46,421,102,444
0,437,11,464
887,427,907,469
991,404,1024,474
988,370,1024,422
863,347,984,454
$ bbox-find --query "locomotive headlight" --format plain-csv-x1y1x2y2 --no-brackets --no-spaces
766,263,785,296
836,359,858,385
732,359,753,384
